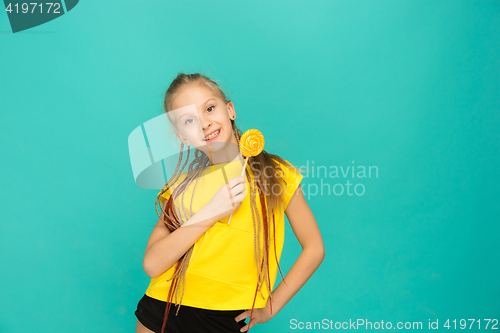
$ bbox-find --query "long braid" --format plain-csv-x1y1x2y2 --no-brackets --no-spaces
235,122,267,301
180,150,206,222
258,183,273,312
232,120,284,331
235,123,267,302
156,142,189,219
155,146,210,333
166,153,209,281
247,171,264,294
248,184,273,330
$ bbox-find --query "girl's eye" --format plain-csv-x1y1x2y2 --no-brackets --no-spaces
207,106,214,112
185,118,194,125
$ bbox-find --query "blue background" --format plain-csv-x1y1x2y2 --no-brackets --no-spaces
1,1,499,332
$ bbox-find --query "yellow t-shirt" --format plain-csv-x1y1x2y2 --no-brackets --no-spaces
145,158,303,310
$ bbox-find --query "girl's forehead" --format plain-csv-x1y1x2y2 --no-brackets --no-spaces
171,84,217,107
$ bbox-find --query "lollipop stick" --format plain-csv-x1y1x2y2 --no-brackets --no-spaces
228,157,248,225
240,157,249,177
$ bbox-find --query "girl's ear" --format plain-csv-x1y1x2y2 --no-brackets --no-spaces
227,101,236,119
174,130,190,146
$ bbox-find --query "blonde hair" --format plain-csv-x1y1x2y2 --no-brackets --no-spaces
156,72,302,333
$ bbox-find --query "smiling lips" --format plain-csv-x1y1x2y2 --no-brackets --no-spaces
204,129,221,141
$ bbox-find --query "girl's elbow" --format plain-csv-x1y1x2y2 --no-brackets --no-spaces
304,244,325,262
317,246,325,263
143,256,159,279
312,241,325,263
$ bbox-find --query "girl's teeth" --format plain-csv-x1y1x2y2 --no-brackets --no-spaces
206,130,220,140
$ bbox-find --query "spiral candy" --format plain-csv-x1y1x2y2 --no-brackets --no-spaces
239,129,265,157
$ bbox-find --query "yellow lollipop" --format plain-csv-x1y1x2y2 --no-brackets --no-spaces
239,129,265,158
228,129,265,225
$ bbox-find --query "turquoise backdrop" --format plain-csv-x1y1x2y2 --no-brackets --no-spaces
1,1,499,332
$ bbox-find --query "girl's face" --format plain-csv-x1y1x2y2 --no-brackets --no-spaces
169,84,237,155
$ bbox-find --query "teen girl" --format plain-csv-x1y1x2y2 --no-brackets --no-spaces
135,73,325,333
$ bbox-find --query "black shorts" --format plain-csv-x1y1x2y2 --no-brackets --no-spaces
135,294,248,333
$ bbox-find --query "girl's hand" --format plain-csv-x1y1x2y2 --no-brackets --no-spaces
205,176,246,221
234,300,275,332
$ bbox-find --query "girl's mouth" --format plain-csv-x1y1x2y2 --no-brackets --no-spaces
204,129,221,141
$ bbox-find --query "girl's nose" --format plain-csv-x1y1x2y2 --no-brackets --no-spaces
200,115,211,130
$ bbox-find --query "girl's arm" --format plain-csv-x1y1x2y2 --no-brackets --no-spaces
143,201,219,279
236,184,324,331
269,184,325,313
143,176,247,279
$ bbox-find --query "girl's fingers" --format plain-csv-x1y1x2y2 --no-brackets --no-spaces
228,176,246,189
232,183,246,195
234,310,249,322
240,320,256,333
233,191,246,204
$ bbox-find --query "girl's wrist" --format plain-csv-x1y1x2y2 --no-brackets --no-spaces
266,295,280,319
181,204,218,228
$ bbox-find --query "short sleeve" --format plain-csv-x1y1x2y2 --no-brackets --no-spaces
157,187,172,205
277,160,304,210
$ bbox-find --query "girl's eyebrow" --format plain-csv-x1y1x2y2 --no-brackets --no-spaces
202,98,215,106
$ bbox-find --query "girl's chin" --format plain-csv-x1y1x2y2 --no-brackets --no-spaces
195,140,239,151
197,141,227,150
